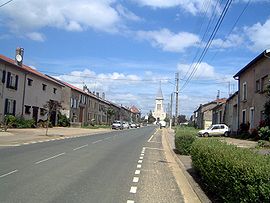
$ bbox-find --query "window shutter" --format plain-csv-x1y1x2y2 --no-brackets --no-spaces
15,75,18,90
4,98,8,115
2,70,6,83
13,100,16,116
6,72,11,88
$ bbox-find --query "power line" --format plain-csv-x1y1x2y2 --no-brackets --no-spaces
0,0,13,8
180,0,233,91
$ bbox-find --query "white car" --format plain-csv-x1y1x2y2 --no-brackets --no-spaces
198,124,230,137
122,122,129,129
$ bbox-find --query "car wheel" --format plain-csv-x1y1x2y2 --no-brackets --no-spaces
203,133,209,137
224,131,229,137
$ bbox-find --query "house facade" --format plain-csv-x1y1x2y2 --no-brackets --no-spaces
224,91,238,133
234,50,270,130
0,53,63,125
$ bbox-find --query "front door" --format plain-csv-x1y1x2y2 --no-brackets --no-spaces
79,107,84,123
32,107,39,124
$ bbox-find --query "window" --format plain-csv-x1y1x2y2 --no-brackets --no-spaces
40,108,46,116
27,78,33,86
242,109,246,124
2,70,6,83
242,82,247,101
6,72,18,90
220,125,225,129
255,80,260,92
261,75,268,92
250,107,254,129
53,88,57,94
25,105,31,114
42,84,47,91
212,126,220,130
4,99,16,115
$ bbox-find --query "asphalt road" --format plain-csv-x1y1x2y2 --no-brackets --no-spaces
0,126,183,203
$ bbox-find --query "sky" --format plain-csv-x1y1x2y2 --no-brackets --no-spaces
1,0,270,117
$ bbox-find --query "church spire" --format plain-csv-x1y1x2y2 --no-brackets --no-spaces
156,82,163,100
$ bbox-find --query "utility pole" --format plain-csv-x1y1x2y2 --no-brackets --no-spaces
175,73,179,122
170,93,173,129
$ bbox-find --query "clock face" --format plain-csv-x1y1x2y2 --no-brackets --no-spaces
16,54,22,62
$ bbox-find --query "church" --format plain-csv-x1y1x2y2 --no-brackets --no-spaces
153,85,166,122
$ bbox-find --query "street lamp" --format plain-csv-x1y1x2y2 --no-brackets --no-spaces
264,49,270,58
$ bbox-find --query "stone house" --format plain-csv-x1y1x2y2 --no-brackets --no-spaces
224,91,238,133
0,53,63,125
233,50,270,130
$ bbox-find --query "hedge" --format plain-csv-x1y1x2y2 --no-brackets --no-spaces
191,139,270,202
175,127,197,155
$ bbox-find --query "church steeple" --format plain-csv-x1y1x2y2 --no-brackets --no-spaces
156,83,163,100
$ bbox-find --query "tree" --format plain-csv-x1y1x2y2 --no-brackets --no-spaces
107,107,115,124
177,115,187,125
148,110,156,124
43,100,62,136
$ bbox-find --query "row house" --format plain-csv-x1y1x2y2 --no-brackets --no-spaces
0,50,63,125
130,105,141,123
194,98,227,129
224,91,238,133
233,50,270,130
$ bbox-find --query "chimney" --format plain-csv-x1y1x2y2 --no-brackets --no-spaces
96,92,99,97
15,47,24,66
102,92,105,99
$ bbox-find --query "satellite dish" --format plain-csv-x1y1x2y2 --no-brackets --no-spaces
16,54,22,62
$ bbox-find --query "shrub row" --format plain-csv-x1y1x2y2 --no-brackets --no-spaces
5,115,35,128
174,127,197,155
191,139,270,202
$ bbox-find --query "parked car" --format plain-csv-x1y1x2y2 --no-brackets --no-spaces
122,122,129,129
111,120,123,130
130,123,137,128
198,124,230,137
159,121,166,128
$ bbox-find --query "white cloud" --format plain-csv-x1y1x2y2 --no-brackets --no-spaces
134,0,220,15
178,62,217,79
137,28,200,52
26,32,46,42
211,34,244,49
245,17,270,51
0,0,140,39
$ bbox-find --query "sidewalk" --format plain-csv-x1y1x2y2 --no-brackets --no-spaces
163,128,210,203
0,127,112,146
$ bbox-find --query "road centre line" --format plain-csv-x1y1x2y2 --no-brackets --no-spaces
92,139,103,144
0,169,18,178
73,144,88,151
35,153,66,164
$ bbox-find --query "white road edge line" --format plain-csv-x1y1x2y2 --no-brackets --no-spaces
35,153,66,164
127,200,134,203
138,160,143,163
92,139,103,144
133,177,139,183
137,164,142,168
130,186,137,194
73,144,88,151
0,169,18,178
147,134,154,142
139,156,143,159
135,170,140,175
143,147,164,151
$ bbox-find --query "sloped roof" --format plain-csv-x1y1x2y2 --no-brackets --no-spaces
156,86,163,100
0,54,63,87
130,105,140,113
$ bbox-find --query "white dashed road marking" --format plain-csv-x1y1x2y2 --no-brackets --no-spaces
35,153,66,164
143,147,164,151
137,164,142,168
133,177,139,183
73,144,88,151
127,200,134,203
130,186,137,194
0,170,18,178
139,156,143,159
92,139,103,144
138,160,143,163
135,170,140,175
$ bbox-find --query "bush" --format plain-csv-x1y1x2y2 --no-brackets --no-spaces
191,139,270,202
58,114,70,127
175,127,198,155
258,126,270,141
13,117,36,128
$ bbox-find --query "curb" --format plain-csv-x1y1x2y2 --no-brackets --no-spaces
163,128,211,203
